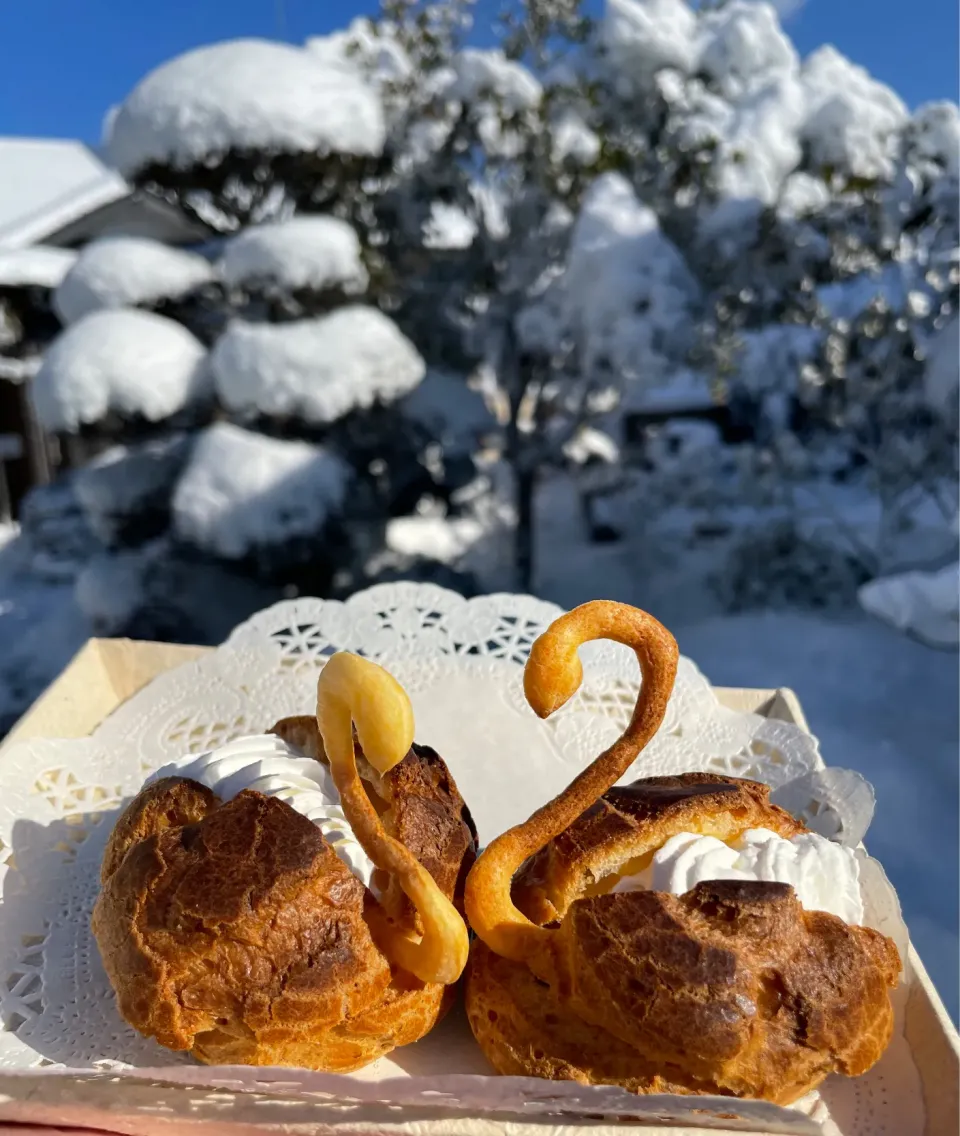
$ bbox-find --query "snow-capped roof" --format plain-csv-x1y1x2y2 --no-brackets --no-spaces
800,46,908,179
172,421,349,558
53,236,215,324
211,306,425,424
0,137,128,248
33,309,208,432
0,246,77,290
106,39,387,177
219,215,368,294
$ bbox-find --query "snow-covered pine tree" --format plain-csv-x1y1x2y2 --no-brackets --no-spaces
29,37,488,642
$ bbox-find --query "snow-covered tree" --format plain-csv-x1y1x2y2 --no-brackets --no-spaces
368,0,958,596
29,36,493,641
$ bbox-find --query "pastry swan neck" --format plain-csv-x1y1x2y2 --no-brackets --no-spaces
464,601,679,974
316,652,468,986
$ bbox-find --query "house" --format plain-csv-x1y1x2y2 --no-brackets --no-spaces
0,137,210,521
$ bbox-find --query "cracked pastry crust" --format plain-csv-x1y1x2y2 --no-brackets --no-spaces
92,719,476,1070
466,773,901,1104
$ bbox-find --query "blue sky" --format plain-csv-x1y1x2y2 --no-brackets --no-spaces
0,0,956,143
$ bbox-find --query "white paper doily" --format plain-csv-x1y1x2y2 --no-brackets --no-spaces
0,584,923,1134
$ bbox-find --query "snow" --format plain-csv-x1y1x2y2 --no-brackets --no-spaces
550,110,601,166
0,246,77,290
0,138,128,248
219,216,368,295
75,542,163,633
385,515,486,564
305,17,413,89
105,40,386,177
32,309,208,432
422,202,477,250
620,368,714,414
923,315,959,416
696,1,798,100
800,46,908,180
554,172,699,381
172,422,349,559
600,0,698,90
53,236,215,325
73,436,189,543
736,324,820,396
211,306,425,424
858,563,959,649
908,101,960,178
401,369,495,450
447,49,542,113
778,172,832,218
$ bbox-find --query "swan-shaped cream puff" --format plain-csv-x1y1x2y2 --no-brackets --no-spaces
93,654,473,1070
464,601,901,1103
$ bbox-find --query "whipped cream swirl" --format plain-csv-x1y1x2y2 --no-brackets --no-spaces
149,734,377,889
613,827,863,924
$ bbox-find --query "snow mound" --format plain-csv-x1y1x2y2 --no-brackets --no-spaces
53,236,214,324
172,422,349,558
601,0,697,88
0,246,77,290
555,172,699,380
448,49,542,112
219,216,368,295
858,563,960,649
33,309,208,432
106,39,386,176
402,370,495,449
696,1,798,99
800,46,907,180
212,306,425,424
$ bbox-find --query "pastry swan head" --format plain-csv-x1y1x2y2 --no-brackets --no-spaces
317,652,470,986
464,600,679,976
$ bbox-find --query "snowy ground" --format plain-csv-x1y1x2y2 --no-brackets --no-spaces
1,503,957,1021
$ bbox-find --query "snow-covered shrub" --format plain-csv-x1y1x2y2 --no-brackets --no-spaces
712,519,871,613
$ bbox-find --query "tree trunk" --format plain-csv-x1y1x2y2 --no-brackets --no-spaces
514,467,536,593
